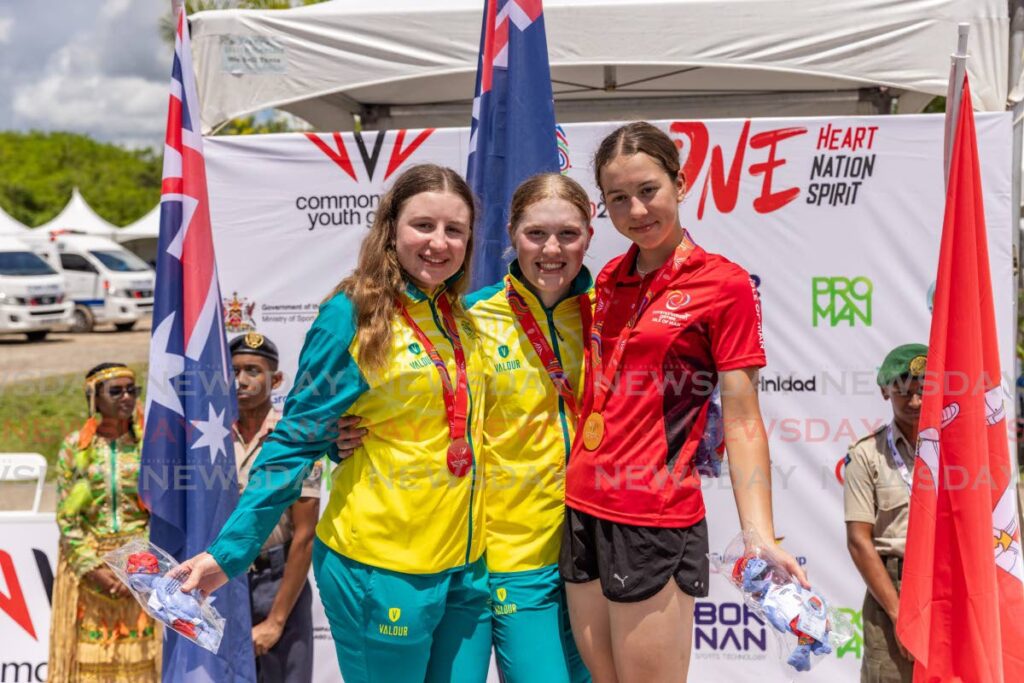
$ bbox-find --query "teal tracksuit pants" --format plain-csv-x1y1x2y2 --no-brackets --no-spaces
312,538,492,683
489,564,591,683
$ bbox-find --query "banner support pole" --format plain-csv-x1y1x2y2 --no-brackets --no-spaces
1009,0,1024,480
944,23,971,189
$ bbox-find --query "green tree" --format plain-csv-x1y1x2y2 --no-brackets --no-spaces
214,114,303,136
0,132,161,227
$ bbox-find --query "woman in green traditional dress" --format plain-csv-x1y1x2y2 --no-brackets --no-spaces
48,362,161,683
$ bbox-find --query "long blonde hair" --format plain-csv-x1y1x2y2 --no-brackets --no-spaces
332,164,476,370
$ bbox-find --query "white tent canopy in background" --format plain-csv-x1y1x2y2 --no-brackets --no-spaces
115,204,160,265
189,0,1009,133
116,204,160,242
35,188,117,238
0,209,29,235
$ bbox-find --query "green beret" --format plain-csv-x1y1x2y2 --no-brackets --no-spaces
877,343,928,386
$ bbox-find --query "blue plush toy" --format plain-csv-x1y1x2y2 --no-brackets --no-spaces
733,555,833,672
126,551,220,651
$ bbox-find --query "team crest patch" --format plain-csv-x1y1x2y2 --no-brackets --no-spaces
388,608,401,623
498,345,510,359
409,343,422,355
496,588,507,602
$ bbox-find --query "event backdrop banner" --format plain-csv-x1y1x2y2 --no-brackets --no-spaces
202,113,1015,683
0,515,57,683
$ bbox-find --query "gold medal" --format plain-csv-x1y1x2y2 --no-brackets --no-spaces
582,413,605,451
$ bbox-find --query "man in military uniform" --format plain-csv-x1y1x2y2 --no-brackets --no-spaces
844,343,928,683
231,332,321,683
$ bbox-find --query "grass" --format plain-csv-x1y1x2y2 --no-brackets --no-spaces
0,363,147,478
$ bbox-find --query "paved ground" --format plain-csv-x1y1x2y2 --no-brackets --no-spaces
1,320,151,512
0,319,151,383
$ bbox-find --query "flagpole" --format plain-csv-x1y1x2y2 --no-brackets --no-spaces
1011,2,1024,413
944,23,970,188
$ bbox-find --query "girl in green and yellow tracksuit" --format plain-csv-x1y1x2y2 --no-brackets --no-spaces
182,165,491,683
465,173,595,683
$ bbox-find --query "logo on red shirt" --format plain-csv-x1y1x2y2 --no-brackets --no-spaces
664,291,691,311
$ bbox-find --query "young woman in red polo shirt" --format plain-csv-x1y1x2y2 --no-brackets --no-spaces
560,122,808,682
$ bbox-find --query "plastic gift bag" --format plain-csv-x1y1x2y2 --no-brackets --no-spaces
693,387,725,477
710,530,854,675
103,538,225,653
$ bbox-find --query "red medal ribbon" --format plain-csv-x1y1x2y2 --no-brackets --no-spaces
589,238,694,415
505,280,592,418
399,293,472,477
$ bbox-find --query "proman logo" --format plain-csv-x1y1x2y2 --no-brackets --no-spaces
812,276,872,327
306,129,435,182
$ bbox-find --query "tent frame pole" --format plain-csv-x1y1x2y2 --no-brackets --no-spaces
1009,0,1024,467
945,24,970,187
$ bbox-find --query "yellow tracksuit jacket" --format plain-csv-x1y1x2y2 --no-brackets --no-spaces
209,281,486,577
465,263,592,573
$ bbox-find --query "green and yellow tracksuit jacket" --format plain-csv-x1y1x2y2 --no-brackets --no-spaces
465,263,592,573
209,281,486,577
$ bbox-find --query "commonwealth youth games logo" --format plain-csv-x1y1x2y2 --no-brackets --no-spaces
664,291,691,312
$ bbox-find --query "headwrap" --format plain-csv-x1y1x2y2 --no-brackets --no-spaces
80,365,139,450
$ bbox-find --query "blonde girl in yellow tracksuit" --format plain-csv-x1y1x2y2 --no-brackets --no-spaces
179,164,491,683
465,173,594,683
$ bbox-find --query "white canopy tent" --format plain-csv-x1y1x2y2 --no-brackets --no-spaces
116,204,160,242
34,188,117,238
116,204,160,265
189,0,1012,134
0,209,30,235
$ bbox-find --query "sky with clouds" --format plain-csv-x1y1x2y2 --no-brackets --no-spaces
0,0,172,149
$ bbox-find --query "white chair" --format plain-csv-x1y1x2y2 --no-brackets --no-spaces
0,452,48,515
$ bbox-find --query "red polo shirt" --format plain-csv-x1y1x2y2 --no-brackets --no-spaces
565,245,766,527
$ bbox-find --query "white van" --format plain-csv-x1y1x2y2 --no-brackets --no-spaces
0,235,74,341
26,232,155,332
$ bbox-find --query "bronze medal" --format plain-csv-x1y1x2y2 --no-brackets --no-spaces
447,437,472,477
582,413,605,451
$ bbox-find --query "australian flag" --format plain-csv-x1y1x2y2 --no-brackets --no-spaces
467,0,560,288
141,8,256,682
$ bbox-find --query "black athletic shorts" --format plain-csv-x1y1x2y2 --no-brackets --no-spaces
558,506,710,602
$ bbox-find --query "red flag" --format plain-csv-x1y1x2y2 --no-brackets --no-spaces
896,75,1024,682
